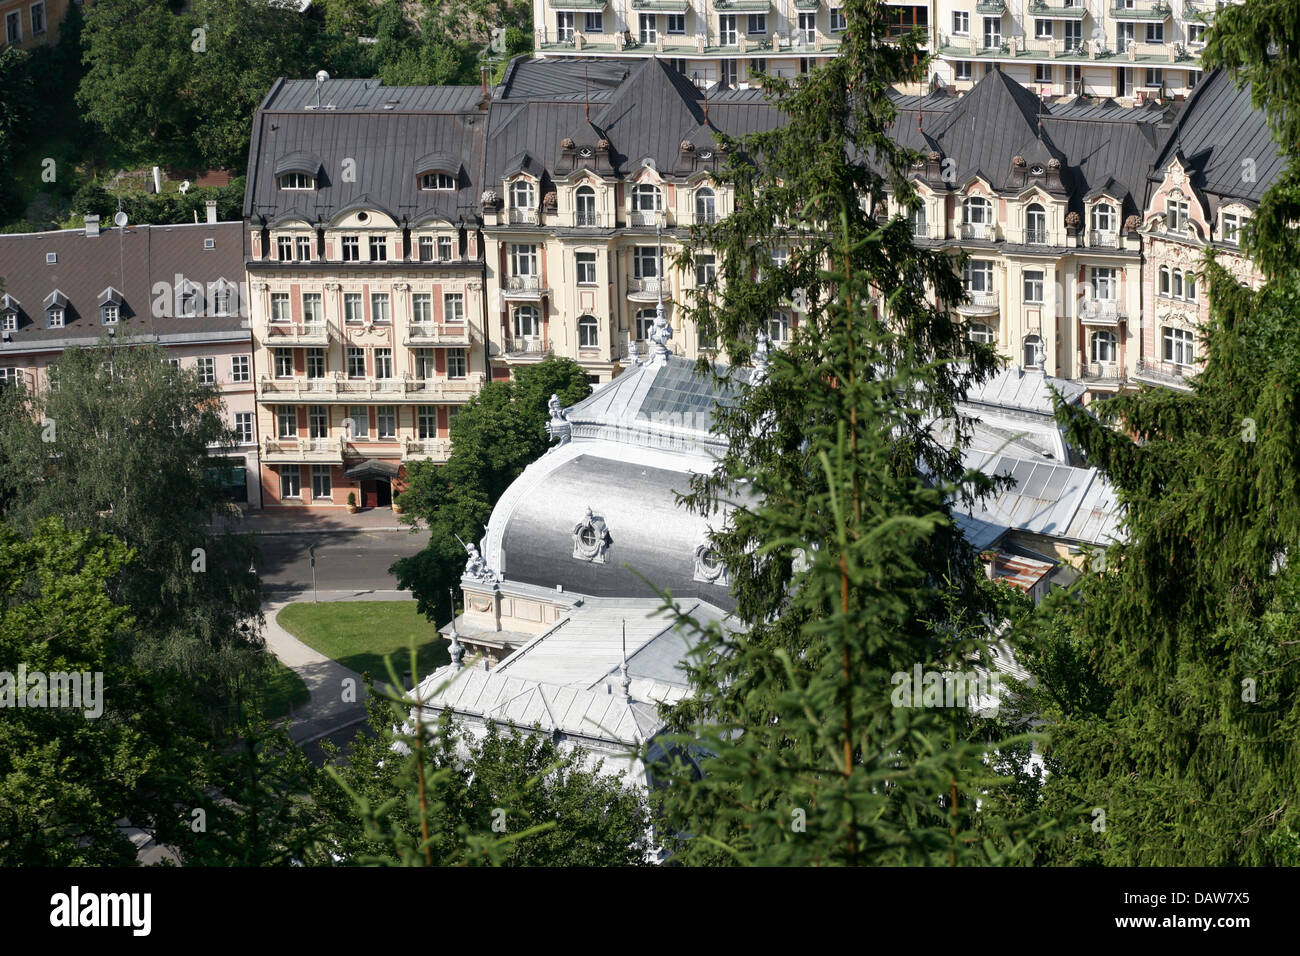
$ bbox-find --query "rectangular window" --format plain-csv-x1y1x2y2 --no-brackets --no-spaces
696,254,716,287
1035,19,1052,39
749,58,766,76
413,293,433,324
1118,22,1135,49
30,2,44,34
277,406,297,439
829,8,846,33
585,11,603,32
1023,270,1044,303
639,13,656,44
296,236,311,261
797,12,815,44
377,406,396,439
1068,65,1082,91
1064,21,1081,50
510,244,537,276
720,60,737,87
213,287,233,315
576,251,597,285
196,356,215,384
370,293,390,324
341,236,359,261
556,11,574,41
344,293,363,324
270,292,290,323
414,348,435,379
311,465,331,499
1145,68,1164,87
306,348,325,378
1167,198,1189,233
277,236,292,261
347,347,366,378
633,246,660,278
274,348,293,378
308,405,328,439
302,292,322,324
374,348,393,379
368,236,387,261
348,406,369,439
1223,213,1240,244
964,259,994,293
983,17,1001,49
955,61,973,81
667,13,685,33
1163,327,1195,366
418,236,434,261
748,13,766,34
719,14,736,45
5,11,20,44
952,11,969,35
437,236,453,261
1092,267,1117,300
447,348,467,379
231,355,250,382
443,292,465,323
234,412,254,444
1034,63,1051,85
1146,22,1164,43
280,469,301,500
46,308,64,328
418,407,437,439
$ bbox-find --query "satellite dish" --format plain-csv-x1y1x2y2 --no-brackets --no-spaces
316,70,330,83
113,211,129,228
178,180,191,194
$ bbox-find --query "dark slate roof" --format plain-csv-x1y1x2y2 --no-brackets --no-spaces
498,57,631,102
1147,68,1287,205
243,77,488,226
0,222,247,350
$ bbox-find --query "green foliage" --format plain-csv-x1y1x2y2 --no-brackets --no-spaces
392,357,591,623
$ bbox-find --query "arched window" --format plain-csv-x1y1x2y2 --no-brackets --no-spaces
969,323,994,344
513,305,539,338
1091,202,1115,234
578,314,599,348
910,204,927,237
510,179,535,209
635,308,657,341
1159,266,1170,296
1026,203,1047,243
1172,269,1183,298
632,183,662,211
695,187,716,224
575,185,597,226
964,196,992,224
1185,273,1197,301
1090,329,1117,364
1023,334,1044,368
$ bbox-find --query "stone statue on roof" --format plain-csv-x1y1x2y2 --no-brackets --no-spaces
649,304,673,362
545,392,571,447
457,536,500,584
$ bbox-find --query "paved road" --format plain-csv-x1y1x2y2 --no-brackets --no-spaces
254,529,428,592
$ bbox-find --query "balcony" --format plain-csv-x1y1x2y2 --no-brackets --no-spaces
712,0,771,9
961,222,997,241
259,373,472,400
549,0,607,8
792,0,819,8
265,321,331,346
403,323,472,346
628,209,666,228
1134,356,1196,389
508,208,540,225
573,211,606,228
627,276,671,302
403,437,454,462
1024,228,1050,245
955,290,999,314
262,436,344,464
1110,0,1171,19
1090,230,1120,248
976,0,1006,12
1026,1,1088,18
502,275,550,299
1182,0,1219,18
1079,362,1124,384
503,336,552,362
405,372,486,401
630,0,689,10
1080,301,1124,325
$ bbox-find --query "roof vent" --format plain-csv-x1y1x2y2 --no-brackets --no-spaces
84,215,100,238
204,238,215,250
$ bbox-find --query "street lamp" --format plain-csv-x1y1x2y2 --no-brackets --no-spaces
309,544,318,603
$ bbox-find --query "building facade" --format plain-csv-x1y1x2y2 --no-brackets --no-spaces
1,0,70,51
0,212,260,505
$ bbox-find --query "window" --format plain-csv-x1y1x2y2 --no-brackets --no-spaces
1145,22,1163,43
1187,23,1206,45
179,286,201,317
274,348,293,378
964,259,994,293
510,180,534,210
909,204,927,238
720,60,737,87
1034,63,1051,85
307,348,325,378
437,236,453,261
1171,269,1183,298
371,293,390,324
0,367,19,387
347,347,366,378
348,406,369,439
513,306,540,338
1145,68,1163,88
632,183,662,212
234,412,254,444
749,13,768,34
413,293,432,325
197,356,215,384
1159,266,1170,296
443,292,465,324
576,186,597,226
47,308,63,329
633,246,660,278
420,172,455,191
1187,69,1202,88
639,13,656,44
1186,273,1197,301
1023,334,1045,368
418,407,437,439
1026,204,1047,243
668,13,686,33
447,348,467,379
374,348,393,379
797,12,816,43
983,17,1001,49
302,292,322,324
576,251,597,285
585,11,603,31
414,349,435,379
377,406,397,439
696,253,716,287
1163,326,1195,366
952,11,969,35
1118,22,1135,50
311,465,331,499
101,304,119,325
1023,270,1044,303
718,14,737,45
1067,65,1082,92
768,311,791,343
368,236,387,261
418,235,435,261
270,293,290,323
1222,212,1241,245
213,286,233,315
1167,198,1189,233
556,11,574,42
296,236,311,261
969,323,995,345
1090,330,1117,363
1064,20,1081,50
277,406,298,439
277,236,293,261
510,244,537,276
1092,203,1115,234
278,172,314,190
749,58,767,77
280,469,301,500
344,293,363,324
1035,19,1052,39
30,2,44,34
955,61,972,81
964,196,992,231
829,8,846,33
578,314,599,348
635,309,657,341
309,405,328,438
1092,267,1117,300
695,187,716,224
231,355,250,382
341,236,359,261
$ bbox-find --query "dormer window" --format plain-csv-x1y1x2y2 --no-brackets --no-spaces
420,172,455,191
2,311,16,332
632,183,662,211
44,290,68,328
1091,202,1115,233
437,236,453,261
278,172,315,190
47,308,64,328
1222,212,1242,245
1167,197,1189,234
98,287,123,325
510,180,535,209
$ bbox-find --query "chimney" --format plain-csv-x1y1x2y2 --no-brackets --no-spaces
85,215,100,238
205,200,217,225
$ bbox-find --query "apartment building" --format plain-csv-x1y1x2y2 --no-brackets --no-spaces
242,78,491,510
531,0,1239,100
1,0,69,51
0,213,260,505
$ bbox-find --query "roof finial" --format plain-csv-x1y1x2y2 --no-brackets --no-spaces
447,588,464,671
620,620,631,700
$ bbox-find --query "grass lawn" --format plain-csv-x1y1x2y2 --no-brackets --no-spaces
255,657,311,722
277,601,450,683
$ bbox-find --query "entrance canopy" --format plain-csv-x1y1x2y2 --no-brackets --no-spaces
345,459,401,481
